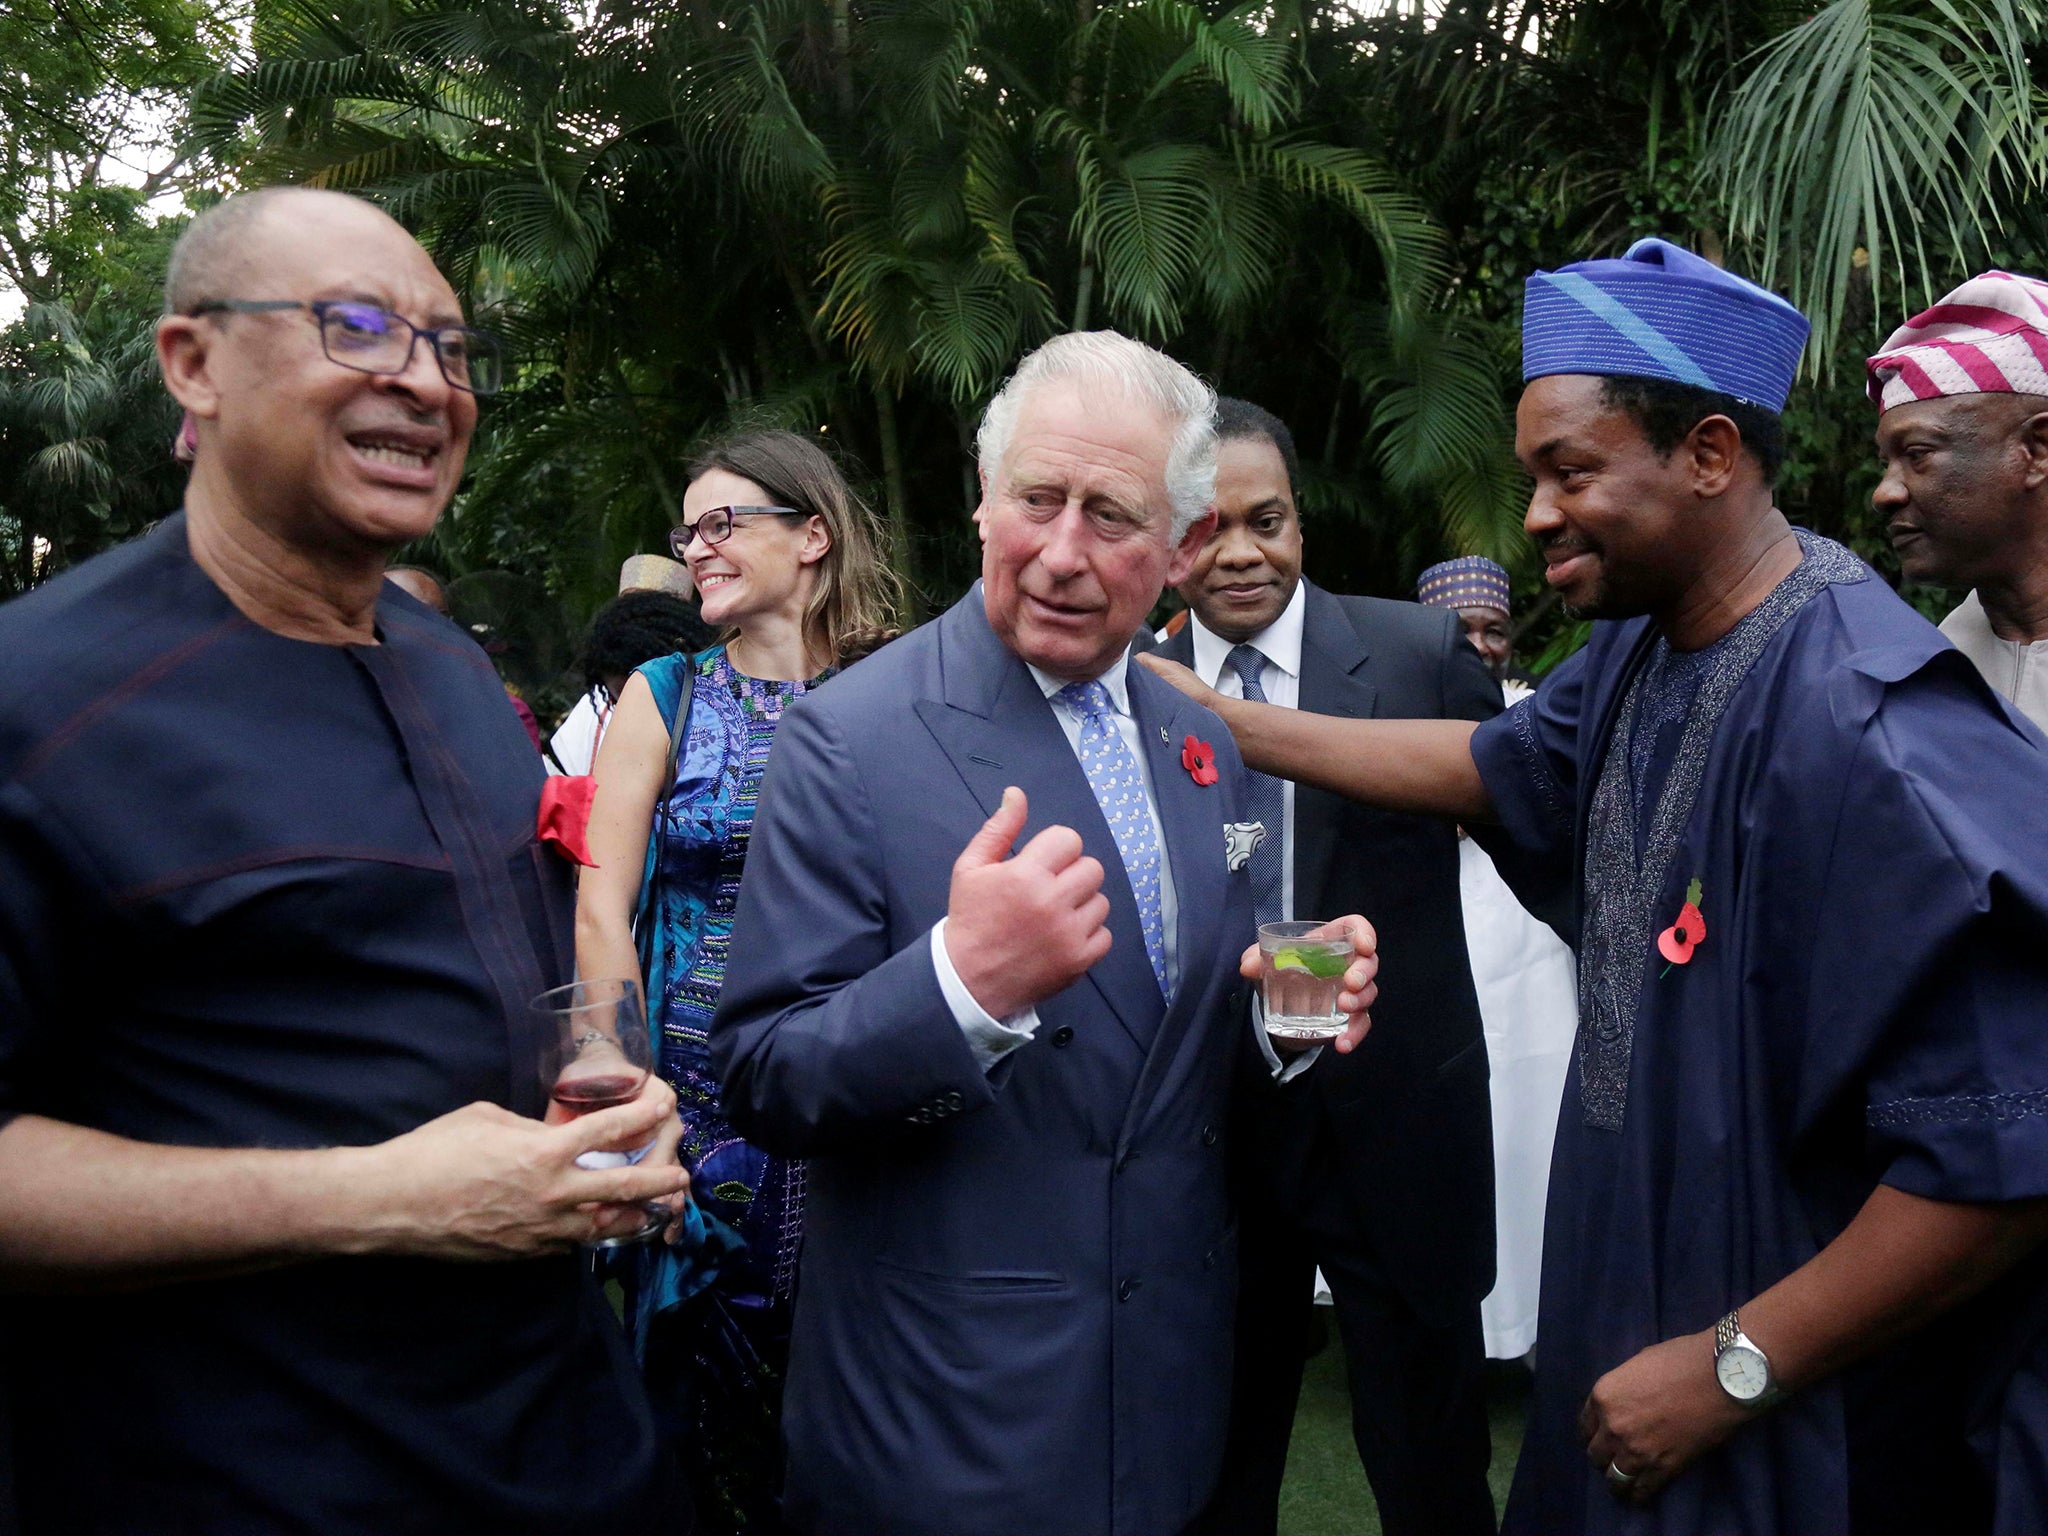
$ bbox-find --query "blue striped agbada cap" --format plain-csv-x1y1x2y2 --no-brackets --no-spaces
1522,239,1810,412
1417,557,1511,615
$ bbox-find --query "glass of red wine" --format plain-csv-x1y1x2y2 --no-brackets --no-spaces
533,977,666,1248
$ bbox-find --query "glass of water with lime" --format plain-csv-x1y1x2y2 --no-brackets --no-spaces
1258,919,1356,1044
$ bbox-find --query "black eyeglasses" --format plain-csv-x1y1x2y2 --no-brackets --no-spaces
668,506,807,557
187,299,505,395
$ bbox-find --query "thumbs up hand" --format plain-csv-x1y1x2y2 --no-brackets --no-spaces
946,788,1112,1019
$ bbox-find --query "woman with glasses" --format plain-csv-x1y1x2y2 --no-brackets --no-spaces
576,430,902,1534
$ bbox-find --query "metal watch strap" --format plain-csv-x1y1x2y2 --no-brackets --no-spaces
1715,1310,1784,1407
1715,1311,1742,1356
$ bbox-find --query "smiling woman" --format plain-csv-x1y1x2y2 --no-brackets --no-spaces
572,428,902,1535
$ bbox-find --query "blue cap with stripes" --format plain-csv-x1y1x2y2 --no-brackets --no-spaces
1521,239,1810,412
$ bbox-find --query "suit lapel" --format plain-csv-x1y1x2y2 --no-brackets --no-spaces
1292,583,1378,917
912,592,1165,1052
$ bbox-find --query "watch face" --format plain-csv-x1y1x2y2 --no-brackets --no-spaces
1716,1344,1771,1401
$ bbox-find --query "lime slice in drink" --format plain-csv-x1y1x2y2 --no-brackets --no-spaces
1271,945,1349,979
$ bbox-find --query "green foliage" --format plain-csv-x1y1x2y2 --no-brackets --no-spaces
10,0,2048,680
1706,0,2048,362
0,289,187,595
0,0,231,302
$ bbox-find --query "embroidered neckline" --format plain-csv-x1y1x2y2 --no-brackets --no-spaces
702,646,833,719
1575,531,1866,1132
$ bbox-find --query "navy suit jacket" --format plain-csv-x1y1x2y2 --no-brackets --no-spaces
711,587,1256,1536
1158,583,1502,1322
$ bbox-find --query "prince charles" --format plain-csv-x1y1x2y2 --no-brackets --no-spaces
712,331,1376,1536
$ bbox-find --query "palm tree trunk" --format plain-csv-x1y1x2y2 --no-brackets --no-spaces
872,382,919,602
1068,0,1096,332
829,0,857,117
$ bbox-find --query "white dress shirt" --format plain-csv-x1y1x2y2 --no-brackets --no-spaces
547,688,610,776
1187,583,1319,1082
1186,580,1305,918
932,649,1181,1070
1942,590,2048,733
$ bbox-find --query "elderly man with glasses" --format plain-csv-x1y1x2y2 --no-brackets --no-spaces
0,187,686,1534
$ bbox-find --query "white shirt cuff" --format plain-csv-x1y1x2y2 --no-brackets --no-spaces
1252,992,1322,1082
932,918,1041,1072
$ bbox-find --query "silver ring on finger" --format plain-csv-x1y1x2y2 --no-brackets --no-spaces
1605,1460,1638,1489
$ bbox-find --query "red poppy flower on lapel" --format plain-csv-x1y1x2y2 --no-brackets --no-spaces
537,775,599,867
1657,877,1706,965
1181,735,1219,787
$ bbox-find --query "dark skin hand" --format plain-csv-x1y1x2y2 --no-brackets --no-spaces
1134,653,1494,822
1587,1185,2048,1502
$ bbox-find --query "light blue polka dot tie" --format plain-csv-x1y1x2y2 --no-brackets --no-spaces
1056,681,1169,997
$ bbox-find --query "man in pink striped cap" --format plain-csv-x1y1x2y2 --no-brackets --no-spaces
1870,271,2048,731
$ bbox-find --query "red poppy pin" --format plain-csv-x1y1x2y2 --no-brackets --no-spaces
1657,877,1706,970
1182,735,1219,787
537,774,600,867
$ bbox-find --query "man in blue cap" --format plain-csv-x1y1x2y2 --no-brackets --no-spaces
1143,238,2048,1534
1417,555,1518,685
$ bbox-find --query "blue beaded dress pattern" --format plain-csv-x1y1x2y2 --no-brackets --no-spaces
651,647,824,1301
632,644,831,1534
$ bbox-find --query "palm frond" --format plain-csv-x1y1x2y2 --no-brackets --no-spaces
1705,0,2047,354
1242,138,1447,308
1130,0,1297,135
1076,143,1220,339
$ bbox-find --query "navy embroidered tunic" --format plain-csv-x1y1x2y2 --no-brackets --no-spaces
0,516,664,1533
1473,533,2048,1536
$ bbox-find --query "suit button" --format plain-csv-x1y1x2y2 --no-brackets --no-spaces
1115,1150,1138,1175
1117,1277,1139,1303
944,1090,963,1111
1203,1248,1218,1271
1051,1026,1076,1048
1201,1125,1218,1147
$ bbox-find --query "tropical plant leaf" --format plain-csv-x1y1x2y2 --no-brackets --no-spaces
1705,0,2048,356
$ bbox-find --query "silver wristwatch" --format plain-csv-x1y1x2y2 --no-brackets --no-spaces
1713,1311,1784,1408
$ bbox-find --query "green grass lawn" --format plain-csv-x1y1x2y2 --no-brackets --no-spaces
1276,1339,1529,1535
607,1281,1528,1532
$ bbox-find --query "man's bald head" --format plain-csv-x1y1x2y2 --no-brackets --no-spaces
384,565,450,614
164,188,412,315
155,184,478,580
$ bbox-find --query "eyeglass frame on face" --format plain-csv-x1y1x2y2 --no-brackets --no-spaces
668,506,809,558
184,298,506,396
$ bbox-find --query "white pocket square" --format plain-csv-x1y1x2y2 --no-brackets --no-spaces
1224,821,1266,873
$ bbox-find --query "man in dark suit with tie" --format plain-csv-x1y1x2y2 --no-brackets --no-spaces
1156,399,1503,1536
711,339,1377,1536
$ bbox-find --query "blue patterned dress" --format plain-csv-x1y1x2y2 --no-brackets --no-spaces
629,645,831,1535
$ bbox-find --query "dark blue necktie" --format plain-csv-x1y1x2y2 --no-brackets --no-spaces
1226,644,1286,927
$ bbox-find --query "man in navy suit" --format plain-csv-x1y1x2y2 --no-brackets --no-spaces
712,331,1378,1536
1156,400,1502,1536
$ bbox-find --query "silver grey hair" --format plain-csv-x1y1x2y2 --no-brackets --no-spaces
976,330,1219,541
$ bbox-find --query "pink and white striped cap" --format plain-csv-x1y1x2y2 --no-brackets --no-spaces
1867,271,2048,411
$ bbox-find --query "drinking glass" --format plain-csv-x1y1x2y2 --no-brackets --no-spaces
533,977,666,1247
1257,920,1356,1044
